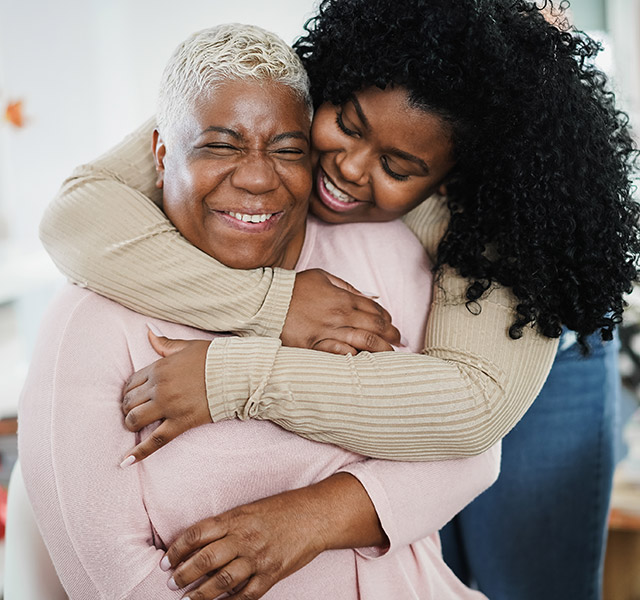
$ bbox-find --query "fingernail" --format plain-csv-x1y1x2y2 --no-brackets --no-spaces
147,322,163,337
160,555,171,571
183,597,191,600
119,455,136,469
167,576,179,591
359,290,379,299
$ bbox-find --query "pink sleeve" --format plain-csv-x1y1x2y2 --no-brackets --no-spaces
340,442,501,558
18,287,183,599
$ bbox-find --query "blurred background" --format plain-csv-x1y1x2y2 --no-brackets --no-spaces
0,0,639,597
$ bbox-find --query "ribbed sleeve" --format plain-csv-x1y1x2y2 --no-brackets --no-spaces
206,299,556,460
39,119,294,338
40,119,559,461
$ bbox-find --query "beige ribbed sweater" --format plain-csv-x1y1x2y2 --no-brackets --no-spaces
39,119,558,460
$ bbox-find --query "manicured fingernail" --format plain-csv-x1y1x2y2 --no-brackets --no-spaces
183,597,191,600
147,322,163,337
359,290,379,299
167,577,179,591
160,555,171,571
119,455,136,469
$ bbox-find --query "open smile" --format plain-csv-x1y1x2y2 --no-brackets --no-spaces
225,211,274,223
316,168,366,213
215,209,283,232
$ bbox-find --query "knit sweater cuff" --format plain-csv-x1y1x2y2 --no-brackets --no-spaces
205,336,283,422
252,267,296,338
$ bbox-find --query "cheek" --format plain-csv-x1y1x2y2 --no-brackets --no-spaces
373,181,429,216
162,177,205,236
162,197,197,239
284,162,314,201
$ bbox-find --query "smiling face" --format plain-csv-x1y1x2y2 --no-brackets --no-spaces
310,85,456,224
154,79,312,270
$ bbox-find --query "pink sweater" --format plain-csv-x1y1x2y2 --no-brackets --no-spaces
19,217,498,599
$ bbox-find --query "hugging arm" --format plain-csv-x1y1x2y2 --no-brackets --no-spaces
121,283,556,462
41,121,558,461
162,441,501,599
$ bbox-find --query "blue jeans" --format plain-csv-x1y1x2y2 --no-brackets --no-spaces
440,331,620,600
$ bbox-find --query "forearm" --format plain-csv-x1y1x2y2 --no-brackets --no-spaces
206,280,558,460
299,472,387,552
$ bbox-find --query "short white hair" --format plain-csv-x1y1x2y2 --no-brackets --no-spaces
157,23,312,143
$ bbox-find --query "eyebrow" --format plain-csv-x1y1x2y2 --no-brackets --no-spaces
201,126,243,140
351,95,430,174
350,95,371,130
270,131,309,145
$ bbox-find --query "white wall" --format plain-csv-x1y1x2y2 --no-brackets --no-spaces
607,0,640,127
571,0,607,30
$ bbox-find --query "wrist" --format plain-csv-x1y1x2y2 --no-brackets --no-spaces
306,473,387,552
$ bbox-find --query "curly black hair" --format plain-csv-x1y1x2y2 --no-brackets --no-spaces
294,0,640,349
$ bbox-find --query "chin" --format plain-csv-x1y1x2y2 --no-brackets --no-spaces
211,252,265,270
309,198,353,225
221,259,266,270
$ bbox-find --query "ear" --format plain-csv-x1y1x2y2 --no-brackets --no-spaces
152,128,167,189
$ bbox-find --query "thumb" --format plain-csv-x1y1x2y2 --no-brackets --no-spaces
146,326,190,357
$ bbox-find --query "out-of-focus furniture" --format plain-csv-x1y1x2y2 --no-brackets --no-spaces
604,451,640,600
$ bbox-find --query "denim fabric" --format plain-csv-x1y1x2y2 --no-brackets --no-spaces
441,330,620,600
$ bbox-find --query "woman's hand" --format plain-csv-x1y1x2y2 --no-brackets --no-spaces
281,269,401,354
120,330,211,466
161,473,386,600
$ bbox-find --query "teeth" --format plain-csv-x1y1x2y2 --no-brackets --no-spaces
226,211,273,223
323,174,356,203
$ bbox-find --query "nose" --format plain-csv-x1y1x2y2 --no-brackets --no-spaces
230,152,279,195
334,146,370,186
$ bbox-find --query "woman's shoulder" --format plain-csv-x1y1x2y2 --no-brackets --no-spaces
401,194,449,263
48,284,139,327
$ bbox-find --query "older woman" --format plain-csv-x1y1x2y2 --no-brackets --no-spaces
19,24,498,600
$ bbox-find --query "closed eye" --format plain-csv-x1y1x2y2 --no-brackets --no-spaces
335,111,359,137
204,143,239,155
273,147,306,161
381,156,409,181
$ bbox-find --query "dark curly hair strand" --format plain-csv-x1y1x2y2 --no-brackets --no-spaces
294,0,640,350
